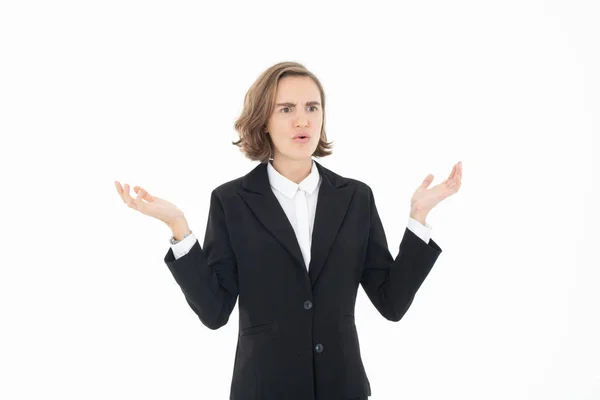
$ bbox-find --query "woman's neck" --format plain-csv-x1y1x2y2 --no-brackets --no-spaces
271,157,313,184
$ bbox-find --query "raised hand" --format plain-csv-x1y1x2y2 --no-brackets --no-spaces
114,181,185,226
410,161,462,219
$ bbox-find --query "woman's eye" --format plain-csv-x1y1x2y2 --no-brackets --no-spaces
280,106,319,113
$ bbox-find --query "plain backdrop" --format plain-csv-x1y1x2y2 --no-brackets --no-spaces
1,0,599,399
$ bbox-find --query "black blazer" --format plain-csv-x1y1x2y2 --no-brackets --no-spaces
164,160,443,400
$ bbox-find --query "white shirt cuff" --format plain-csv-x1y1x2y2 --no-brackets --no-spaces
171,232,198,260
407,216,432,244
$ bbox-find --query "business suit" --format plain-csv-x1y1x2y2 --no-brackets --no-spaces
164,160,443,399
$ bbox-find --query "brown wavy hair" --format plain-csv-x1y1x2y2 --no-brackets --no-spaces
232,61,334,163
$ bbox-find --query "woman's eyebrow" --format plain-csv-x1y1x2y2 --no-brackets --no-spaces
276,101,321,107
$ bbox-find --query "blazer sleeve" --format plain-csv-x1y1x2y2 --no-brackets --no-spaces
163,189,239,330
360,186,442,322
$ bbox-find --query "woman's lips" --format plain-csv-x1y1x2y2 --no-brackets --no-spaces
293,136,310,143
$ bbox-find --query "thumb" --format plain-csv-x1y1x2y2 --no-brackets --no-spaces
134,186,154,202
420,174,434,189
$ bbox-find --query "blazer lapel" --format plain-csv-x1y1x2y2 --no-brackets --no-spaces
238,162,306,273
237,160,355,288
309,161,355,287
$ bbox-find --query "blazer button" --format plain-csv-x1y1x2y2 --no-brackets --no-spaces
315,343,323,353
303,300,313,310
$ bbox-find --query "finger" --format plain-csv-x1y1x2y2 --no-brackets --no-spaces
115,181,126,203
124,184,137,209
420,174,434,189
123,183,131,205
141,188,153,202
115,182,126,202
121,183,130,204
453,162,462,188
135,186,152,203
135,190,144,209
137,188,148,203
449,164,457,180
446,165,454,181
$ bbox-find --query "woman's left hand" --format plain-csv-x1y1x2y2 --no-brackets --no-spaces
410,161,462,220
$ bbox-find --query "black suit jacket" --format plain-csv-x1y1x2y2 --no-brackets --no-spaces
164,160,443,400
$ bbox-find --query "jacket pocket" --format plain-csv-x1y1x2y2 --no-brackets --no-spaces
240,322,274,336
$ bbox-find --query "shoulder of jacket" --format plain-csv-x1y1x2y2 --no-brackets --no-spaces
342,177,371,194
211,176,244,198
318,164,368,192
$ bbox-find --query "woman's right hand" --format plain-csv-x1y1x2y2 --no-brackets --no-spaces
114,181,185,226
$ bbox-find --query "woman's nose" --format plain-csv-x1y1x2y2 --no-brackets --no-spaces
295,114,309,127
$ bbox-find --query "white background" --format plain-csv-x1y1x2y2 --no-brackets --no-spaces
1,0,599,399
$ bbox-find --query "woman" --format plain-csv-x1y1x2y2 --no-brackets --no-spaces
115,61,462,400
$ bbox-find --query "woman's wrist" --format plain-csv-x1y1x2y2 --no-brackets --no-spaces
169,216,191,241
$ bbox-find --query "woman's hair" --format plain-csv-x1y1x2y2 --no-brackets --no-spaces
232,61,334,163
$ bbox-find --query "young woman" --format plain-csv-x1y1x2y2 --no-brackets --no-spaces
115,61,462,400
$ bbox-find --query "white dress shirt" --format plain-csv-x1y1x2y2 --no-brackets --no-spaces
171,160,433,265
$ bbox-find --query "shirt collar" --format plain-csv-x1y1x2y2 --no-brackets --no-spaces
267,159,321,198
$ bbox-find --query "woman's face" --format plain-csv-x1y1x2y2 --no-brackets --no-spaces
265,76,323,162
